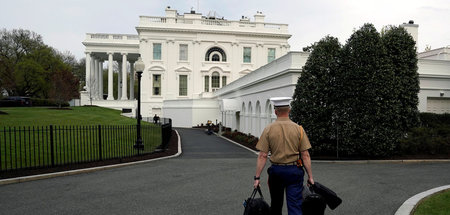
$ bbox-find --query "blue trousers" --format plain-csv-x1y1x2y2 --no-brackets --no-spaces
267,165,304,215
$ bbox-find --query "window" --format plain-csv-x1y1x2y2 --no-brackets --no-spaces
222,76,227,87
212,54,220,61
153,43,161,60
153,74,161,95
205,47,227,62
268,48,276,63
204,76,209,92
179,75,187,96
212,72,220,89
179,44,188,61
243,47,251,63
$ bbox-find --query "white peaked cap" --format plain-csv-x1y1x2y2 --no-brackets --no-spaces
270,97,292,107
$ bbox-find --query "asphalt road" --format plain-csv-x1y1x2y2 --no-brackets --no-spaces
0,128,449,215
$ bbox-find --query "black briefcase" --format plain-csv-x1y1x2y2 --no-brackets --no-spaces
312,182,342,210
302,185,326,215
243,186,270,215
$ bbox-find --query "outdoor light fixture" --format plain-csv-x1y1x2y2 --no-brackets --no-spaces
134,57,145,151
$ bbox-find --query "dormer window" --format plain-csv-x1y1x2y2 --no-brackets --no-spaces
205,47,227,62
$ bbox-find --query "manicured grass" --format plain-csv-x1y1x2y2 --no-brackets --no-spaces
414,189,450,215
0,107,161,172
0,106,148,126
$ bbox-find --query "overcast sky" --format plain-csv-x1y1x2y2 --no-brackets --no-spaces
2,0,449,60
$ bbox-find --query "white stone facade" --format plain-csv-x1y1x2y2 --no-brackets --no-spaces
82,8,450,131
81,7,290,119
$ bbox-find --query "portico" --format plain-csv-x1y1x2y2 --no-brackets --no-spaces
81,33,140,112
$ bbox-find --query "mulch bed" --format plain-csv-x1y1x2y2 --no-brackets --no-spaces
220,131,449,160
0,130,179,179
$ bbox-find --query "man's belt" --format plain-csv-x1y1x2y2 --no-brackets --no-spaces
271,161,297,166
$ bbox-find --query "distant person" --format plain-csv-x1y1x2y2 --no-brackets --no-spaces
206,120,213,135
153,114,159,124
253,97,314,215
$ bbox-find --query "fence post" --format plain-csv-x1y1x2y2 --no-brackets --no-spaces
98,125,102,161
50,125,55,167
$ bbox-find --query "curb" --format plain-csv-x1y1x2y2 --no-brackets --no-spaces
216,134,259,155
217,133,450,164
0,130,182,186
394,185,450,215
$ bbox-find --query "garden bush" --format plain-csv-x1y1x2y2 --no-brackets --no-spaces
30,98,69,107
397,113,450,157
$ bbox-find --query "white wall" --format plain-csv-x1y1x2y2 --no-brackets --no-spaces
417,59,450,112
163,99,219,127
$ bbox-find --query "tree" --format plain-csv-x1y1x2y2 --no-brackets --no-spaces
0,29,45,95
292,24,419,158
0,28,80,99
291,36,342,155
381,26,420,133
336,23,399,157
14,58,48,97
49,69,80,108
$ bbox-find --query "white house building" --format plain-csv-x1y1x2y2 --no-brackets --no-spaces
81,7,290,118
81,7,450,131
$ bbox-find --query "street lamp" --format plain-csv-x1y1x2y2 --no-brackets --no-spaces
133,57,145,151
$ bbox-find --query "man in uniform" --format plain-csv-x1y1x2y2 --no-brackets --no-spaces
253,97,314,215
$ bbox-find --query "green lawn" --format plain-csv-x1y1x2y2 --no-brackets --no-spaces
0,107,161,172
414,189,450,215
0,106,149,126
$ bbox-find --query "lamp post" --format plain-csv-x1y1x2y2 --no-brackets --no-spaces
133,57,145,151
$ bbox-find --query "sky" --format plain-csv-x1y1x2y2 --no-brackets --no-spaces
1,0,449,60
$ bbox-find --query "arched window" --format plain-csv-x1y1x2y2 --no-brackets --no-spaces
205,47,227,62
212,54,220,61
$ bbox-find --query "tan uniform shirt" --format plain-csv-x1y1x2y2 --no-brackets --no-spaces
256,117,311,164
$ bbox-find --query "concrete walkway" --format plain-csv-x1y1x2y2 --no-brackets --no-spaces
0,128,449,214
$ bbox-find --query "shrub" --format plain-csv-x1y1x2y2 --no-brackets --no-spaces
30,98,69,107
398,113,450,156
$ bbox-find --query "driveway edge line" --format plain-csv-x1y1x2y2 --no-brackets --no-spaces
394,185,450,215
217,134,259,155
0,130,182,186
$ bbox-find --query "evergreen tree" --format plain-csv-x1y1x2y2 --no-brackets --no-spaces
381,26,420,133
336,23,399,157
291,36,342,155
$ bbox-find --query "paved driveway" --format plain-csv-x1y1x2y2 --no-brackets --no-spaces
0,128,449,215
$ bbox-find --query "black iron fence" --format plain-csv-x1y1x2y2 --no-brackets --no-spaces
0,124,164,172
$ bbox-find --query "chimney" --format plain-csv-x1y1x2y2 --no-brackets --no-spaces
254,11,265,22
165,6,177,17
400,20,419,49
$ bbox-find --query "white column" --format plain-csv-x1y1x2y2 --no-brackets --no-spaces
90,56,96,98
93,59,99,99
107,52,114,100
121,53,128,100
129,61,135,100
118,61,122,99
99,61,104,100
85,52,91,92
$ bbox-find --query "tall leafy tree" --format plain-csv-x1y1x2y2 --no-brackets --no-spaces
0,28,80,100
381,26,420,133
336,23,400,157
291,36,342,155
0,29,45,95
49,69,80,108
